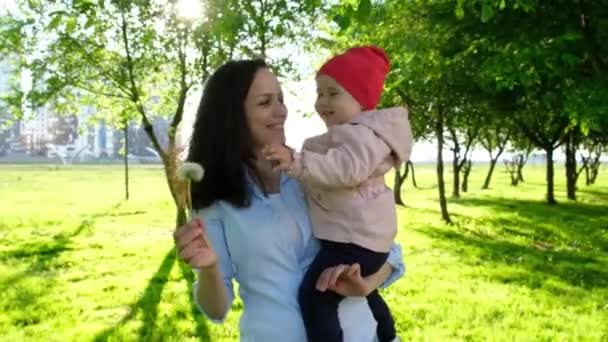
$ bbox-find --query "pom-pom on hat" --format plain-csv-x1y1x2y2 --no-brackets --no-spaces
317,46,390,110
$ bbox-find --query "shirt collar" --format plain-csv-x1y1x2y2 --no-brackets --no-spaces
245,167,290,201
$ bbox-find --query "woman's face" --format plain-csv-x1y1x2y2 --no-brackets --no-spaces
244,68,287,151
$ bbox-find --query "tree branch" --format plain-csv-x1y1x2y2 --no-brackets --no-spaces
514,115,545,147
395,88,417,106
73,83,131,100
119,3,167,162
62,35,133,97
169,25,191,139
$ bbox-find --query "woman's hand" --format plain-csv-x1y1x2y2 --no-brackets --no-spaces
173,218,217,269
315,263,374,297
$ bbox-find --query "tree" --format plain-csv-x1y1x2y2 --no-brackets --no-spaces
580,111,608,185
564,81,608,193
464,0,608,203
563,126,582,200
507,131,534,185
316,0,441,212
340,0,607,206
461,159,472,193
446,110,480,197
517,109,569,204
579,142,605,186
1,0,322,227
119,115,131,200
325,0,492,223
435,106,451,223
393,161,418,206
480,118,510,189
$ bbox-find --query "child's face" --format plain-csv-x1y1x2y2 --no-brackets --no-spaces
315,75,363,127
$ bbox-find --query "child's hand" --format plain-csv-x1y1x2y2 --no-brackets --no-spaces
262,144,294,171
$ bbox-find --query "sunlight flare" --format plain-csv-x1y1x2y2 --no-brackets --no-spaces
176,0,203,20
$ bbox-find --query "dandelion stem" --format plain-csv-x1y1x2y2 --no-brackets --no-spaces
187,181,192,216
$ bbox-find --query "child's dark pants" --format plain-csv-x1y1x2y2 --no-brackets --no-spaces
299,240,396,342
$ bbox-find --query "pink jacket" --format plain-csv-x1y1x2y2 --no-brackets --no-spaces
288,107,413,252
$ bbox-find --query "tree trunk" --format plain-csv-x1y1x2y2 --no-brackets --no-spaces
504,159,518,186
590,163,600,185
119,9,194,229
565,132,577,200
516,154,526,183
511,174,519,186
407,161,419,188
589,146,602,185
436,111,451,224
452,149,460,198
393,167,407,206
123,121,129,200
162,145,190,228
461,159,472,193
545,147,557,204
576,154,588,186
482,159,498,189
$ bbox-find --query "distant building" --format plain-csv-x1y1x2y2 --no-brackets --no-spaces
0,56,18,156
0,58,176,163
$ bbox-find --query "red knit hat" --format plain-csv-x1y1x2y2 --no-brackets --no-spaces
317,46,390,110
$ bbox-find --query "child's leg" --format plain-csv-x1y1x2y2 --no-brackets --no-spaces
342,243,395,342
299,241,396,342
367,289,396,342
299,243,346,342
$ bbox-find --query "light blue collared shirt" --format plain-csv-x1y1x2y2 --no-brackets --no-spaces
192,172,405,342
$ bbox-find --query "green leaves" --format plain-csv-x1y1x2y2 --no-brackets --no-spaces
2,0,323,128
72,0,96,13
455,0,465,19
480,3,494,23
329,0,375,31
332,13,351,31
65,16,77,33
48,12,63,30
356,0,371,23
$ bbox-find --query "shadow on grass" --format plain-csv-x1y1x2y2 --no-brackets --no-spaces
1,202,123,261
578,188,608,203
0,202,126,328
418,226,608,292
93,247,177,341
93,247,210,341
0,202,124,290
452,197,608,252
178,259,211,341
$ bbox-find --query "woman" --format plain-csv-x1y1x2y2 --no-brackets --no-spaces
173,59,405,342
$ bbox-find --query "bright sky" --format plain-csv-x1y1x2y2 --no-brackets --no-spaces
0,0,15,14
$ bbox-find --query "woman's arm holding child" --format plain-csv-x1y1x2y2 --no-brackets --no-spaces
317,243,405,297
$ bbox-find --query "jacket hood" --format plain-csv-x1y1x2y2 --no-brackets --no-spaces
351,106,413,164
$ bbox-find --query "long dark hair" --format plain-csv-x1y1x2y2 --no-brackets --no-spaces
187,59,268,209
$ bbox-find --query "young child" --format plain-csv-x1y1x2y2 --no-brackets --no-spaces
264,46,412,342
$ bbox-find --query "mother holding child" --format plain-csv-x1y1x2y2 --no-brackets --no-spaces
173,45,413,342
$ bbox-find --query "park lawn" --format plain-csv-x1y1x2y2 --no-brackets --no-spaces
0,163,606,341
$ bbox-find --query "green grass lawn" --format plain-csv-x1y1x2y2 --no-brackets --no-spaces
1,163,607,341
